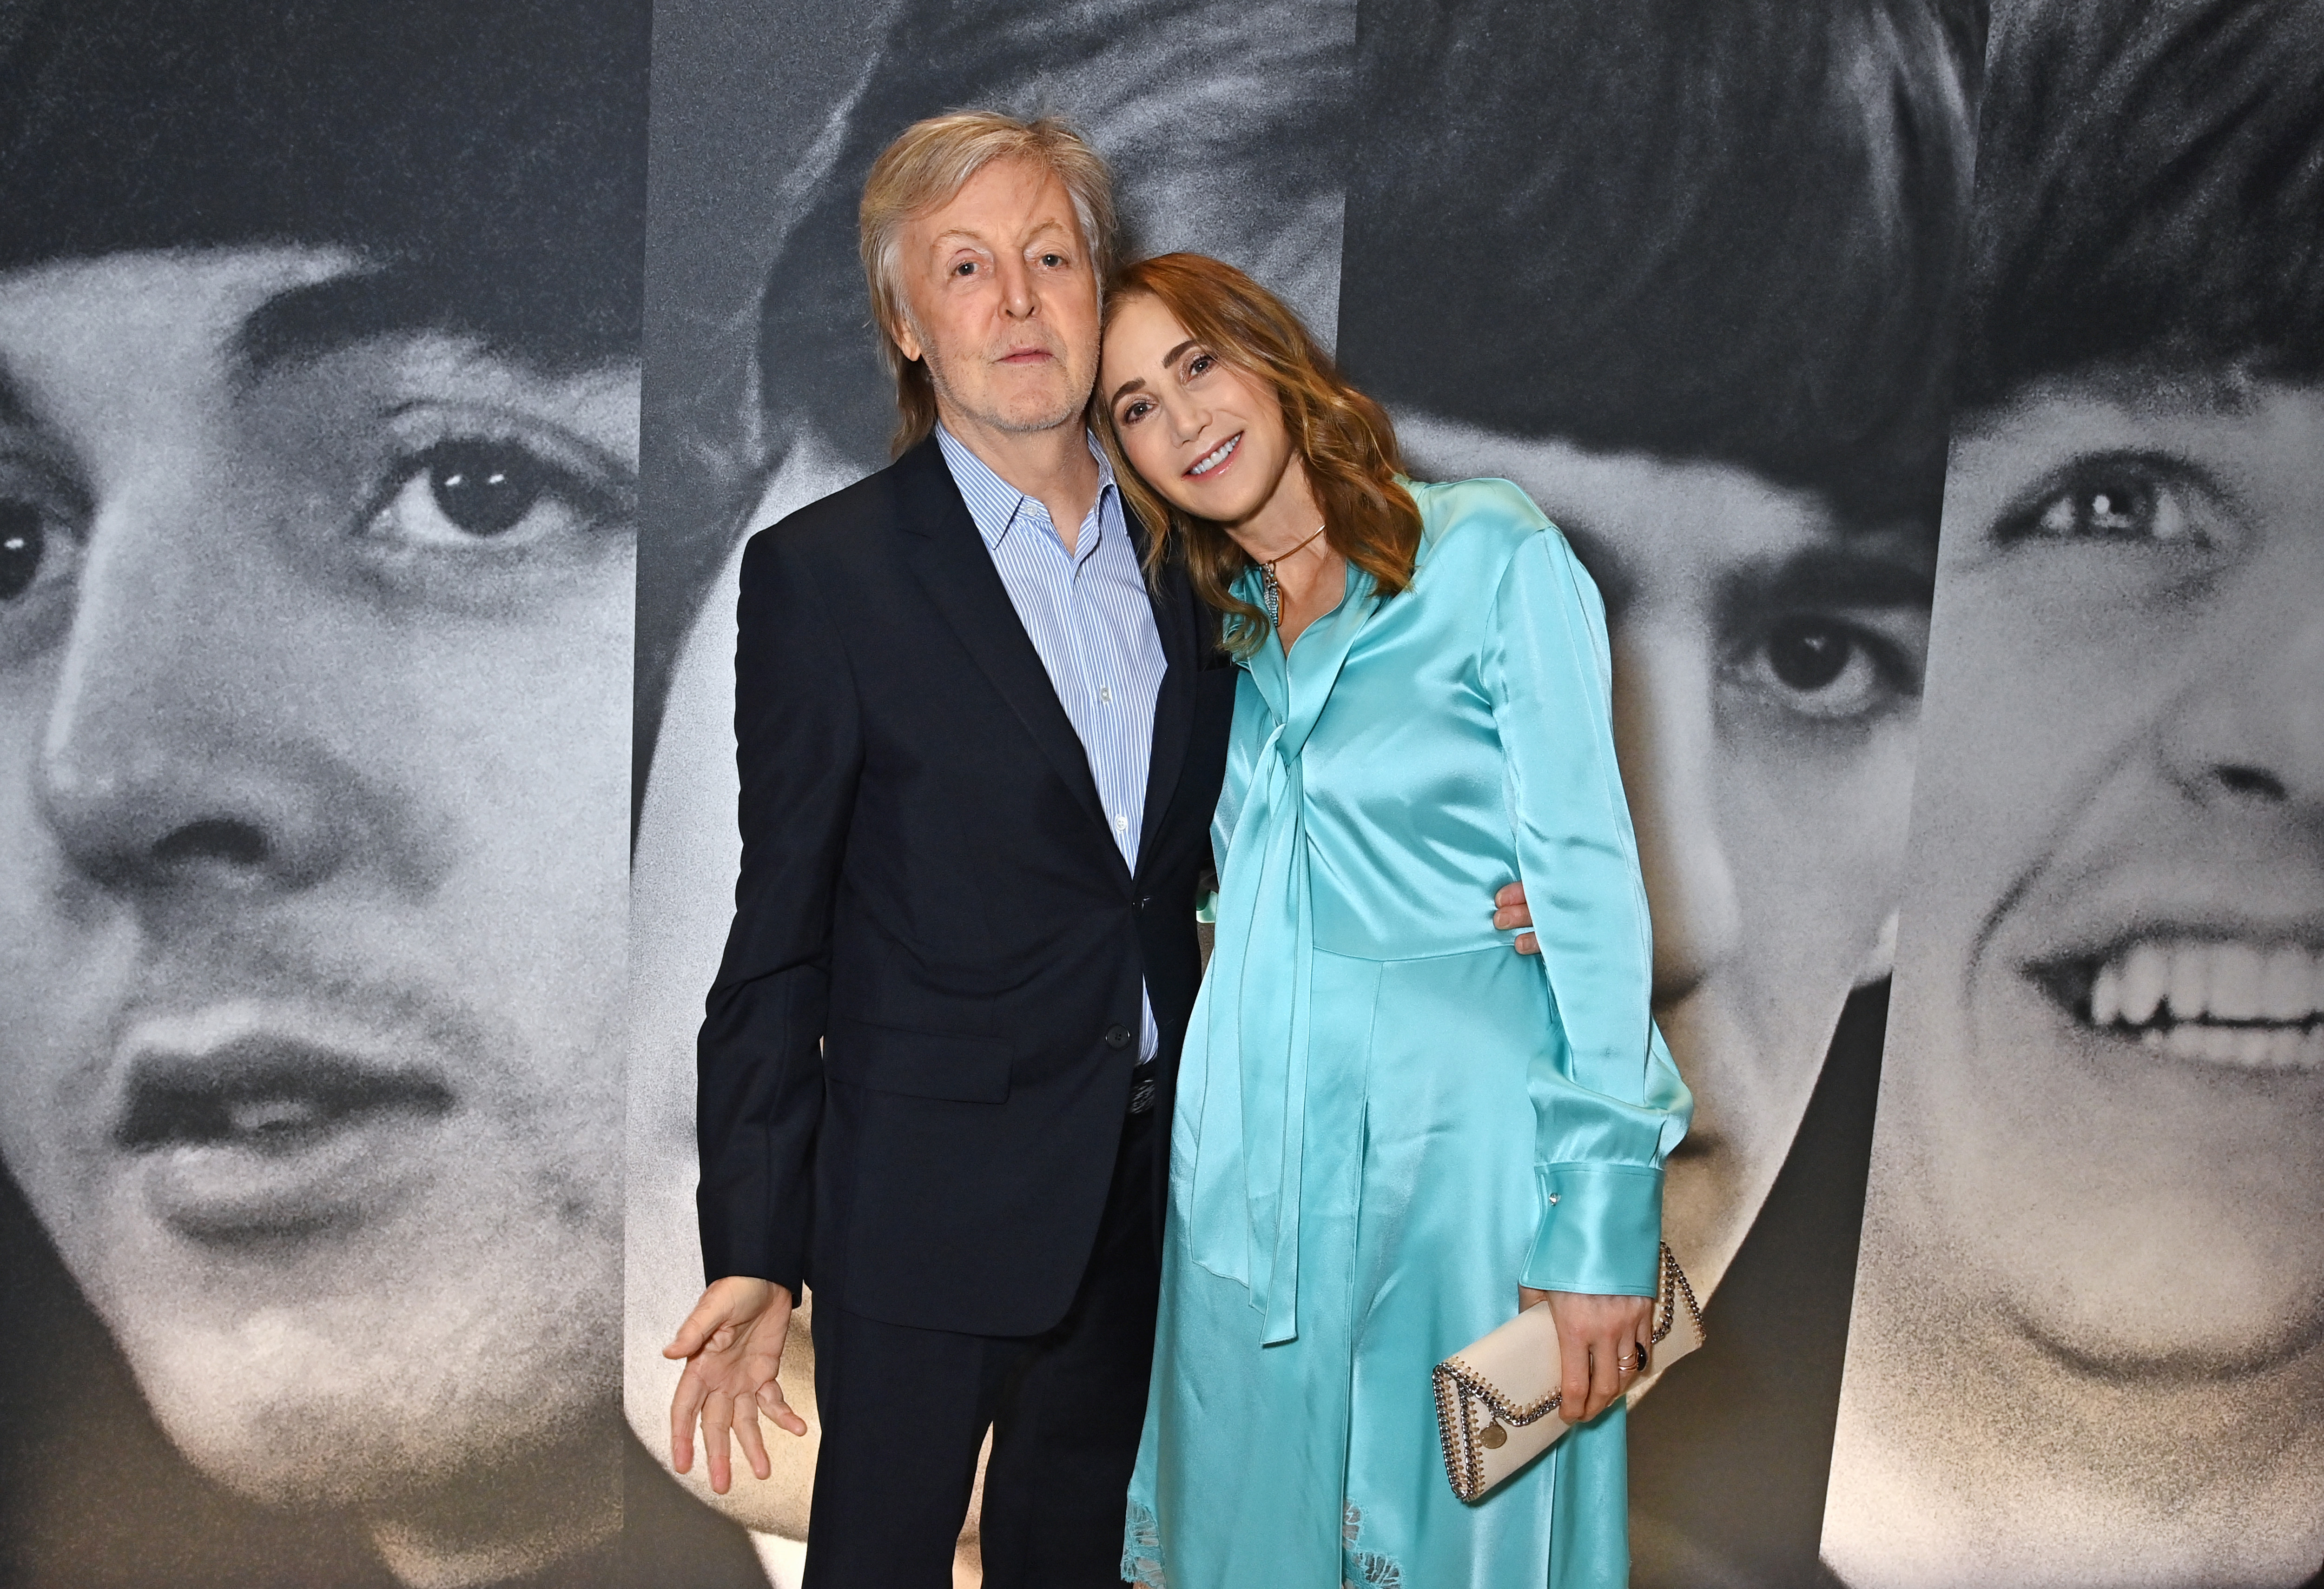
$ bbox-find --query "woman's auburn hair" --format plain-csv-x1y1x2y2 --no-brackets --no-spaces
1093,252,1421,655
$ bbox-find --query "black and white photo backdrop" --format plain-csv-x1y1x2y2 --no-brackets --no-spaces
5,1,2318,1584
1825,1,2324,1582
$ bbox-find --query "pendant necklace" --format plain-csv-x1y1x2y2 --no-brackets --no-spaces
1260,523,1328,630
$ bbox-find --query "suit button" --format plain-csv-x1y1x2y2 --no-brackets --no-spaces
1136,896,1153,913
1103,1024,1132,1050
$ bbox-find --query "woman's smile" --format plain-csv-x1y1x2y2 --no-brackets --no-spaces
1184,432,1241,479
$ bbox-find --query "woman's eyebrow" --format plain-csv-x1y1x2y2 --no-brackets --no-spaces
1109,341,1204,408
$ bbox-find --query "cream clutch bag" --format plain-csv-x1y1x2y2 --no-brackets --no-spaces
1433,1242,1704,1502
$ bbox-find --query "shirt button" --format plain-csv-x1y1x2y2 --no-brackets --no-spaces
1116,814,1129,834
1100,686,1113,704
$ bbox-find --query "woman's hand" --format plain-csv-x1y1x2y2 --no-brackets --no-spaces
1519,1286,1653,1424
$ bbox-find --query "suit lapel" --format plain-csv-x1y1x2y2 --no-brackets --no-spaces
1135,523,1199,874
895,438,1121,860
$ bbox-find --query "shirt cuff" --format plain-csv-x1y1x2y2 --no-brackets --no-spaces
1520,1161,1663,1296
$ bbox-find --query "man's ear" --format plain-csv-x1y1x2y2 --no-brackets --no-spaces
890,310,924,366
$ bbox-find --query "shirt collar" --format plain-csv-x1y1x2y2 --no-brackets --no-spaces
934,422,1118,552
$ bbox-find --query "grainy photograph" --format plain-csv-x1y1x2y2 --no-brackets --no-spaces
1334,1,1978,1582
624,0,1356,1581
1823,0,2324,1583
0,2,644,1584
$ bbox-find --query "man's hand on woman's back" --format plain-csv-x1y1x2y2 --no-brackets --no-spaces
1495,881,1539,954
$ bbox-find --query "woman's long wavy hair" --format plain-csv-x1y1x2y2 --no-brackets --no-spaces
1094,253,1421,655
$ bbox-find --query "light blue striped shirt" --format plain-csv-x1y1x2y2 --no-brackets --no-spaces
936,424,1165,1062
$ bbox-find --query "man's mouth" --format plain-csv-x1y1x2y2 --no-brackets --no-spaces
110,1006,458,1245
1185,433,1240,478
2040,937,2323,1069
998,346,1054,365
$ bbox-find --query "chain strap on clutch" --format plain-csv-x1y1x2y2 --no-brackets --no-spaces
1432,1242,1705,1503
1652,1238,1705,1350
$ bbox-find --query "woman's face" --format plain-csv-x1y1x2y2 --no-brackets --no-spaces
1882,370,2324,1371
1398,413,1931,1294
0,247,635,1517
1100,292,1296,528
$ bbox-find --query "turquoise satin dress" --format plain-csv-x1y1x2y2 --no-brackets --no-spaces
1122,478,1691,1589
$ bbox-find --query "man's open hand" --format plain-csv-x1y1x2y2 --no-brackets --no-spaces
665,1276,807,1493
1495,881,1539,954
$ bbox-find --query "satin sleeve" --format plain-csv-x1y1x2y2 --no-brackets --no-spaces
1478,492,1692,1297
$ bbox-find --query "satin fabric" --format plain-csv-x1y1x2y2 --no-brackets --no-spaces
1123,479,1691,1589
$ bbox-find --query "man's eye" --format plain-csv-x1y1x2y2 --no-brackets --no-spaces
0,503,47,602
0,496,82,607
954,260,979,278
2003,459,2204,545
1039,252,1064,268
1732,616,1916,722
370,440,597,548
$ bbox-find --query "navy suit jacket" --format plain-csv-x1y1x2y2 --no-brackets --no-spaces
695,434,1234,1337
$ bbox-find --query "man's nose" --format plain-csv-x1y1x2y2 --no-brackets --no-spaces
34,493,361,913
996,255,1037,319
2159,589,2324,821
1612,630,1743,1008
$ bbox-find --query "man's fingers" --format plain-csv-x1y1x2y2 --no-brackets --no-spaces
702,1389,735,1495
731,1395,772,1483
1495,881,1525,908
669,1361,712,1473
758,1380,810,1438
1514,932,1538,955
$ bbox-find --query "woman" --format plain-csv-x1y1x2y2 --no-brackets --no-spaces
1097,252,1690,1588
1333,10,1971,1574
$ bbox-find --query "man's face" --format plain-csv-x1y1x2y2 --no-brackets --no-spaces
0,249,634,1504
1400,414,1931,1292
1884,372,2324,1371
891,157,1102,440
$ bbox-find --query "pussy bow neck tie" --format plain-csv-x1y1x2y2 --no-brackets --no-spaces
1187,573,1378,1345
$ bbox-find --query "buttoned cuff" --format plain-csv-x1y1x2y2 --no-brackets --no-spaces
1520,1162,1663,1296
